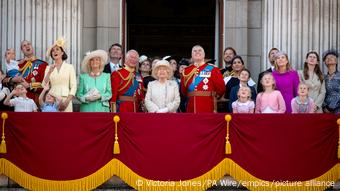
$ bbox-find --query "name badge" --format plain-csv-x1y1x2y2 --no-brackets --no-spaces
199,71,211,78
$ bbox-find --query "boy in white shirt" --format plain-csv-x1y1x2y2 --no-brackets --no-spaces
4,84,37,112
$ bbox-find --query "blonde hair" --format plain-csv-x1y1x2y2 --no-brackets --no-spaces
261,72,276,90
237,86,252,100
274,52,292,71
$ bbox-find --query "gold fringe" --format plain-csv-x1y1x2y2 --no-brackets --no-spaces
225,140,231,154
337,118,340,159
113,141,120,154
0,158,339,191
0,112,8,154
0,140,6,154
225,114,232,154
113,115,120,154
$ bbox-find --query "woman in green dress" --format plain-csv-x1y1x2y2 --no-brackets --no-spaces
76,50,112,112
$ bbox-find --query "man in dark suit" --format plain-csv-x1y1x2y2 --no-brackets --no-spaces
220,47,237,77
257,48,279,93
104,43,123,74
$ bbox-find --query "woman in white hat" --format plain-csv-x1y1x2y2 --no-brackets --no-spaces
76,50,112,112
144,60,180,113
43,37,77,112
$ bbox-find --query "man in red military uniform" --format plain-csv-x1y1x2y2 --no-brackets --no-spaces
110,49,144,112
180,45,225,113
3,40,48,105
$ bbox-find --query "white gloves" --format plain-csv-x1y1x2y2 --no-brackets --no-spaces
85,88,101,102
157,107,169,113
85,94,101,102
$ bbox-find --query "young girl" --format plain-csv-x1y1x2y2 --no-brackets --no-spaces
291,82,315,113
229,69,257,112
255,72,286,113
231,86,255,113
39,84,60,112
4,84,37,112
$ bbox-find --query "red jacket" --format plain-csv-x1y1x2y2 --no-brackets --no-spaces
181,63,225,113
18,59,48,103
110,68,144,112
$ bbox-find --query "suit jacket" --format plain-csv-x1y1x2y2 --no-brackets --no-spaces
103,62,122,74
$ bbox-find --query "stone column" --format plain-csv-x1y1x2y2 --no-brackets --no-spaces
97,0,122,51
82,0,122,53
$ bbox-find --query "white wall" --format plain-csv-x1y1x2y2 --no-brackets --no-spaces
263,0,340,72
0,0,82,74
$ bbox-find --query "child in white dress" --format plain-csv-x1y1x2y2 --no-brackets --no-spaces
232,86,255,113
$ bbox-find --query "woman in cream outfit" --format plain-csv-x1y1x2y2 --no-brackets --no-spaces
145,60,180,113
43,38,77,112
298,51,325,113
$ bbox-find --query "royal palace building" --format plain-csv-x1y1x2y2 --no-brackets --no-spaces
1,0,339,81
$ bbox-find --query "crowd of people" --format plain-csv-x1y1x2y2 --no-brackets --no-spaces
0,38,339,114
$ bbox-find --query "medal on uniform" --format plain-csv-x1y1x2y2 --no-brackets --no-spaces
203,85,208,90
32,70,38,76
203,77,209,90
203,78,209,84
199,70,211,78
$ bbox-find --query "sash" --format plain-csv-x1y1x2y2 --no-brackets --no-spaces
19,59,45,78
117,73,139,112
117,78,139,112
123,76,139,97
188,65,214,92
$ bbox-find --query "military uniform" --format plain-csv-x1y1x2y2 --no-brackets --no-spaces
18,59,48,104
110,67,144,112
181,63,225,113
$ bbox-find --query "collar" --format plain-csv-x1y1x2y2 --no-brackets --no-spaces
90,71,101,77
124,66,135,73
110,62,120,66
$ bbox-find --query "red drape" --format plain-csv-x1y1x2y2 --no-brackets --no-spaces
1,112,339,182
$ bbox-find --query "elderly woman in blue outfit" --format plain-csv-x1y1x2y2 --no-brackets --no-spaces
76,50,112,112
322,50,340,114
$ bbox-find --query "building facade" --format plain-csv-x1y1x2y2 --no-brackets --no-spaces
1,0,339,82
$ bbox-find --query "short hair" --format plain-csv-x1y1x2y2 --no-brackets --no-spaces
223,47,237,55
108,43,122,52
240,68,251,79
268,48,279,58
20,40,31,50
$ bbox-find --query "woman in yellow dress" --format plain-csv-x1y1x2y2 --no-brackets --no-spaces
43,38,77,112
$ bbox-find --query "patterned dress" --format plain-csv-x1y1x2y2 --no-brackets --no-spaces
323,71,340,113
